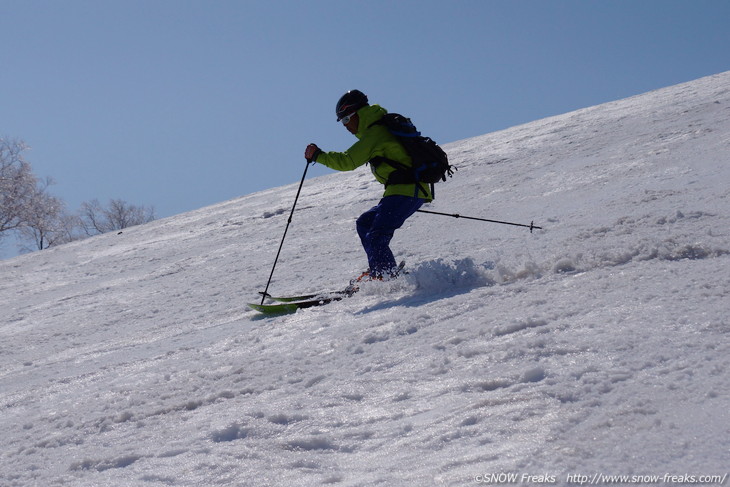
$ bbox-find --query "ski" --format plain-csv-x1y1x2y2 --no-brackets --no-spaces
250,261,404,315
263,293,319,302
248,294,345,314
258,289,351,303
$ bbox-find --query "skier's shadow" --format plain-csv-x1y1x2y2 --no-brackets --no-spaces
354,285,482,315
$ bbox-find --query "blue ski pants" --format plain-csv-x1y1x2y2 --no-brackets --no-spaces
356,195,424,276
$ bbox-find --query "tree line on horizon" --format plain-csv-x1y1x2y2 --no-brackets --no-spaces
1,138,156,255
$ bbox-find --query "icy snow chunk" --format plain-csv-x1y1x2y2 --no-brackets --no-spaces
522,367,547,383
284,436,339,451
210,423,250,442
553,258,577,274
70,454,142,471
493,318,549,336
267,413,308,425
262,208,287,219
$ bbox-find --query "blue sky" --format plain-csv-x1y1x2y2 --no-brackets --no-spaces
2,0,729,255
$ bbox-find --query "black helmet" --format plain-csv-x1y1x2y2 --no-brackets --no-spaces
336,90,368,121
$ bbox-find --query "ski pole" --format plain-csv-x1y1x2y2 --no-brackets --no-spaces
416,209,542,233
259,160,313,304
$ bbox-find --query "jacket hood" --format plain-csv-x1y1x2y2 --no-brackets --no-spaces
355,104,388,139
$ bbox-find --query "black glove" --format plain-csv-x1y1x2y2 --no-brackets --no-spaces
305,143,322,162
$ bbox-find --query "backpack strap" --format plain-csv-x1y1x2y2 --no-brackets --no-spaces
370,156,429,198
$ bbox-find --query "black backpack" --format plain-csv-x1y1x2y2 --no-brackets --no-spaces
369,113,454,197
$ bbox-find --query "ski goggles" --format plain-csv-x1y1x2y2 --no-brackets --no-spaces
340,112,356,125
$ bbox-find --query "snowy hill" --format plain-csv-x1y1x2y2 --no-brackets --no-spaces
2,72,729,486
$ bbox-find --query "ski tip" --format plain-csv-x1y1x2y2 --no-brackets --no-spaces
247,302,299,314
247,303,267,313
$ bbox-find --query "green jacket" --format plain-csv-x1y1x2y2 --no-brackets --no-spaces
315,104,433,201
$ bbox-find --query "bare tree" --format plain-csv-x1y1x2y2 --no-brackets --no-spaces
0,138,37,238
1,139,83,253
18,179,82,251
2,138,158,257
79,198,156,236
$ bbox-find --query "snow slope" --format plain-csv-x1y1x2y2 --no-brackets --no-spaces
1,72,729,487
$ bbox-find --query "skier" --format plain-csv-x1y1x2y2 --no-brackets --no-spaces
304,90,432,281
